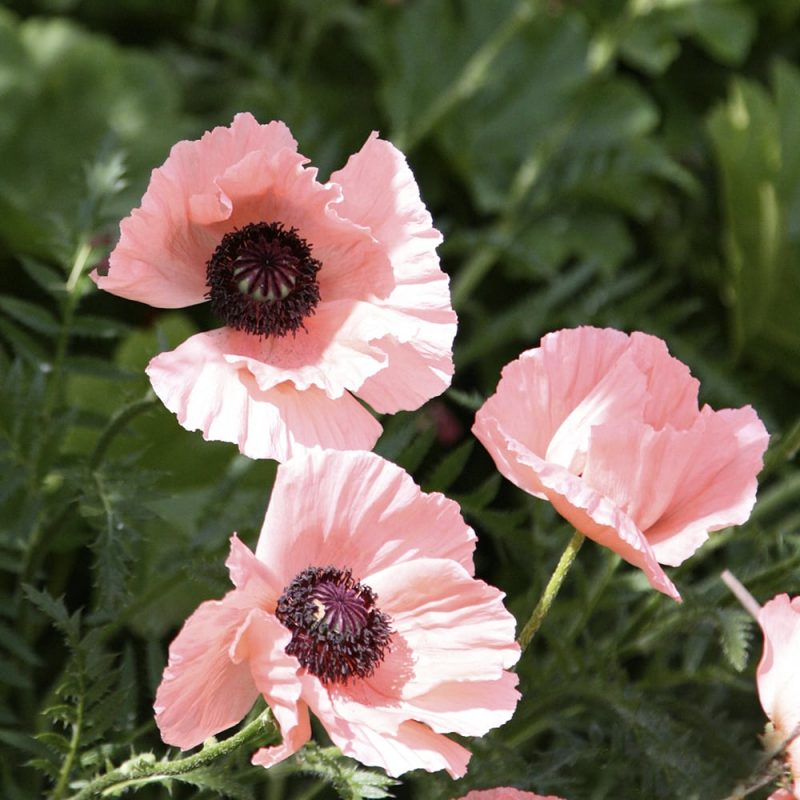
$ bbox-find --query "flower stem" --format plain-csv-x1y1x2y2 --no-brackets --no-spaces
52,672,86,800
88,394,158,470
720,569,762,620
46,239,92,413
66,710,277,800
518,529,585,652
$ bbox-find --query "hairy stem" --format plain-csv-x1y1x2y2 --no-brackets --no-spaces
518,529,585,652
52,670,86,800
67,710,278,799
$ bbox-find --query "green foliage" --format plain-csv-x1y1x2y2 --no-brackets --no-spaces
707,60,800,382
0,8,183,259
23,586,135,796
296,744,399,800
0,1,798,799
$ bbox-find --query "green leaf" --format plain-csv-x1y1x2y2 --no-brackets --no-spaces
69,315,132,340
0,316,49,363
34,732,71,755
717,609,753,672
22,585,73,634
0,295,60,336
707,59,800,380
0,11,183,257
296,744,399,800
435,6,590,212
617,0,756,73
18,257,67,297
423,440,474,493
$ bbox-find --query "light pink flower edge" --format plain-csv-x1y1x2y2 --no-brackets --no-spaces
758,594,800,798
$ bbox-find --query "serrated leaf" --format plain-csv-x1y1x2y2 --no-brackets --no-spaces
718,609,753,672
172,768,255,800
25,757,61,780
22,585,73,633
0,295,60,336
42,704,77,725
35,731,71,754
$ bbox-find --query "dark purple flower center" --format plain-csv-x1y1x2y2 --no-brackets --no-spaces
275,566,392,686
206,221,321,337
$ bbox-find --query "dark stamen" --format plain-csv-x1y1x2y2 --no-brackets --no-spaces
206,221,321,337
276,566,392,685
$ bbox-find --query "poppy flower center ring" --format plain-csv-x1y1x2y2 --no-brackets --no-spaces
276,565,392,686
206,220,321,338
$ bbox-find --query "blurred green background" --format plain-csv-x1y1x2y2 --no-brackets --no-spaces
1,1,799,799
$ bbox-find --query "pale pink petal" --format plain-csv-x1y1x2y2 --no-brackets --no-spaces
527,456,681,601
474,328,632,467
457,790,565,800
366,559,519,694
582,408,768,566
642,406,769,564
255,450,477,584
474,410,679,599
250,704,311,770
208,146,395,303
330,669,520,740
354,303,457,414
329,132,456,411
330,133,443,283
758,595,800,732
543,348,650,474
146,330,382,460
627,332,700,430
397,673,520,736
154,593,259,749
767,790,796,800
217,302,391,397
472,414,549,501
94,114,298,307
303,676,471,778
759,595,800,798
311,559,519,738
230,608,311,769
225,534,282,608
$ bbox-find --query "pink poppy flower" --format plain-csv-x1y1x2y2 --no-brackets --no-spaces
455,789,566,799
758,594,800,798
472,327,769,601
93,113,456,461
154,449,520,777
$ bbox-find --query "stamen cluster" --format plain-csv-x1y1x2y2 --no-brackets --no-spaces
206,221,321,337
276,565,392,685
